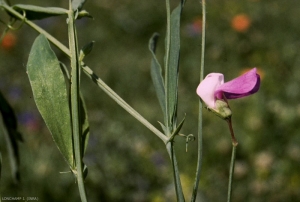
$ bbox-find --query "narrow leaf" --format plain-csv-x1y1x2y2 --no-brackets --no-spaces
0,91,22,182
167,114,186,143
13,4,68,20
165,0,185,131
27,34,74,168
164,2,186,201
79,95,90,155
158,121,167,135
149,33,166,116
79,41,95,61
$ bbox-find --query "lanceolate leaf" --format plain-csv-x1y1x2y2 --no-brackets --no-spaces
27,34,74,168
149,33,166,117
165,0,185,131
79,95,90,156
13,4,68,20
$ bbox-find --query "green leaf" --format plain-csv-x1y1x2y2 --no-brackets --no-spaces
157,121,167,135
27,34,74,168
72,0,86,11
0,90,22,182
77,10,93,19
165,0,185,131
149,33,166,116
79,41,95,61
166,114,186,143
13,4,68,20
79,94,90,156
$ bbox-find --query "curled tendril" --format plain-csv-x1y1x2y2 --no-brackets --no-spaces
8,10,26,30
178,133,195,152
185,134,195,152
0,10,26,32
0,10,26,41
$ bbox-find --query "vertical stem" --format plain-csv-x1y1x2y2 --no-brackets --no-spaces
68,3,88,202
199,0,206,81
164,1,185,201
165,0,171,132
227,145,237,202
190,0,206,201
226,118,237,202
166,142,185,202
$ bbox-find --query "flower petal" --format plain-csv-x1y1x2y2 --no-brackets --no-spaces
196,73,224,108
215,68,260,99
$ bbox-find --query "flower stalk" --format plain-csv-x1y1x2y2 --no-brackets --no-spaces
227,143,237,202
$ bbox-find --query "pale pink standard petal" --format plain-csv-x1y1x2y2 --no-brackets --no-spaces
196,73,224,108
215,68,260,99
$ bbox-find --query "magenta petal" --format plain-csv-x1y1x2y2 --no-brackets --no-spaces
196,73,224,108
215,68,260,99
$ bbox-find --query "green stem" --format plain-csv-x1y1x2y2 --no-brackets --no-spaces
227,145,237,202
81,65,168,144
164,1,185,201
226,118,238,202
190,0,206,201
0,3,168,144
164,0,171,132
227,118,238,147
166,142,185,202
68,3,87,202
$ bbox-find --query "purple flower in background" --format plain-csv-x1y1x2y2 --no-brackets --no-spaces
197,68,260,109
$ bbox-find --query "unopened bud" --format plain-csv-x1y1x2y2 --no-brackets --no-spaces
209,100,232,119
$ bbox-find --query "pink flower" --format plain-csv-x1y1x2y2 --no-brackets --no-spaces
196,68,260,109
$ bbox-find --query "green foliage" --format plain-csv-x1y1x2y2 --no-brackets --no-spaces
79,93,90,156
80,41,95,61
149,33,166,118
27,34,74,169
1,0,300,201
165,0,185,132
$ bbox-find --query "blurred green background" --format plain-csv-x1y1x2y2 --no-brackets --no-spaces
1,0,300,201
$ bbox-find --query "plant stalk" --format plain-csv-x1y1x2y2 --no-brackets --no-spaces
68,3,87,201
227,144,237,202
164,0,171,132
164,1,185,201
190,0,206,201
166,142,185,202
226,118,237,202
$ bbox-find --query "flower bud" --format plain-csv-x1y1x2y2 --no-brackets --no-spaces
209,100,232,119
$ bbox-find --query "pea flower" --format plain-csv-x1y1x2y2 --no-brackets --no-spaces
196,68,260,118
